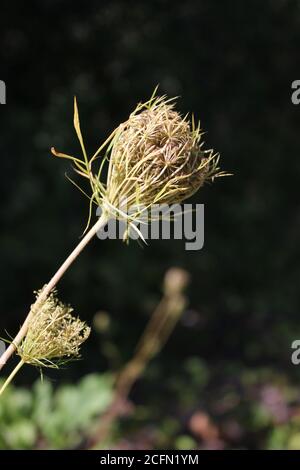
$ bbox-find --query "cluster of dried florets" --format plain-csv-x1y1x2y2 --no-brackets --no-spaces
17,290,90,368
52,90,227,237
104,94,222,213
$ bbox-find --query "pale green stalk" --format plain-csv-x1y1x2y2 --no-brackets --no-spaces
0,359,25,396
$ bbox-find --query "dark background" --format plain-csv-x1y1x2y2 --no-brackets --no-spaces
0,0,300,449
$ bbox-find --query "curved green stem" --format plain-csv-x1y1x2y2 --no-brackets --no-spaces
0,359,25,397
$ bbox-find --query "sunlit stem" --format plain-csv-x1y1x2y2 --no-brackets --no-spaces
0,359,25,397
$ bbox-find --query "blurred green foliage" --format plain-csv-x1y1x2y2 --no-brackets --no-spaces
2,359,300,449
0,374,113,449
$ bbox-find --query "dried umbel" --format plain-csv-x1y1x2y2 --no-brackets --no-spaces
104,94,221,212
0,290,90,396
17,290,91,368
51,90,227,237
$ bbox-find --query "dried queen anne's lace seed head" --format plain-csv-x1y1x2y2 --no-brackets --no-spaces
104,95,222,212
52,90,228,239
17,290,90,368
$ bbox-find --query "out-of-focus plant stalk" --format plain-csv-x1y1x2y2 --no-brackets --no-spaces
86,267,190,448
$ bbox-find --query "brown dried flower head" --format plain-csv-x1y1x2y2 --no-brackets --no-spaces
104,94,222,212
17,290,91,368
51,89,228,238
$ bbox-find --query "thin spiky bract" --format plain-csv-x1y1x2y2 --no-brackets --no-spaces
17,290,90,368
51,90,228,238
